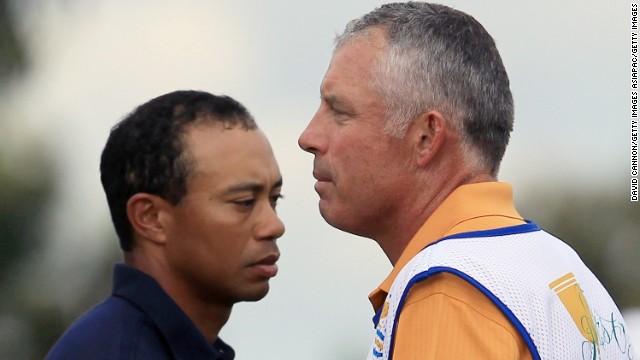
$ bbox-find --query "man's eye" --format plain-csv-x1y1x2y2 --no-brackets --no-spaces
234,199,256,208
331,106,348,116
270,194,284,208
330,107,353,123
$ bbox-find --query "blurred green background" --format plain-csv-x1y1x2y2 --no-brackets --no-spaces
1,0,637,359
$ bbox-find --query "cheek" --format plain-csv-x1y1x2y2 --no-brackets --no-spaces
332,134,373,174
171,226,251,286
340,138,381,175
170,210,248,261
209,227,250,258
195,218,251,258
341,145,405,207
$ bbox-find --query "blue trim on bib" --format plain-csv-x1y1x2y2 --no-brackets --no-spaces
388,267,541,360
384,224,544,360
378,222,544,359
373,307,382,327
429,221,540,248
441,221,540,240
373,222,541,328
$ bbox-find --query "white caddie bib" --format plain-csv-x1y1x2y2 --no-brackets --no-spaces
367,223,635,360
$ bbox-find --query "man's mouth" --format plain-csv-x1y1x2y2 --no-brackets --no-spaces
250,253,280,278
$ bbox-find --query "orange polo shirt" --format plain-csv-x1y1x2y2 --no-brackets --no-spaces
369,182,533,359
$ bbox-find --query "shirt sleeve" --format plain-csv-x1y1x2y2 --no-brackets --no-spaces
391,273,532,360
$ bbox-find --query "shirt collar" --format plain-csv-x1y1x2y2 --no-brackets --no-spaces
112,264,235,360
368,182,523,310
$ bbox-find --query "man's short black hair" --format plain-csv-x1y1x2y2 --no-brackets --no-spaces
100,90,257,251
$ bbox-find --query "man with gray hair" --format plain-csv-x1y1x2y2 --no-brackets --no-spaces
299,2,634,359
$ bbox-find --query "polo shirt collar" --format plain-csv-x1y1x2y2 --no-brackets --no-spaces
368,182,523,310
112,264,235,360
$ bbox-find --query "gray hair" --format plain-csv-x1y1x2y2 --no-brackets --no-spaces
335,2,514,175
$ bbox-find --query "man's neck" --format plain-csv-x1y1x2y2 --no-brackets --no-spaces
375,172,496,265
124,251,232,343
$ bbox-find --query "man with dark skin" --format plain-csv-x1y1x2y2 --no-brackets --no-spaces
47,90,284,359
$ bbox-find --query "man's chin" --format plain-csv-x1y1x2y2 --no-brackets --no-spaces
319,206,351,233
240,283,270,303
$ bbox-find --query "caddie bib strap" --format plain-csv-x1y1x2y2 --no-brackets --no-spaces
367,223,634,360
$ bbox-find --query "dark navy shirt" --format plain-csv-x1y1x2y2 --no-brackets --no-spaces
46,264,235,360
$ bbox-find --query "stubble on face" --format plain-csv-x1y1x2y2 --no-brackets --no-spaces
304,27,414,240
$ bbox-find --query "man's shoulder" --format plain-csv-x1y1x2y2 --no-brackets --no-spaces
404,272,495,309
45,295,171,360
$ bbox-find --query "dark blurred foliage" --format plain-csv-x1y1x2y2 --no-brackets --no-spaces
0,164,51,281
1,1,118,355
0,0,35,284
0,0,69,358
0,155,63,360
518,187,640,309
0,0,27,82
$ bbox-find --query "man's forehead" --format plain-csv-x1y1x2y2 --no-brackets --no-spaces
320,58,375,105
323,32,385,83
185,126,276,168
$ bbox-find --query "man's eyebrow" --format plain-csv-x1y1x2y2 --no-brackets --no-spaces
323,93,354,112
323,94,341,106
224,178,283,194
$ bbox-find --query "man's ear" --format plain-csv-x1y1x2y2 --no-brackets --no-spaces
412,110,447,167
126,193,170,246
